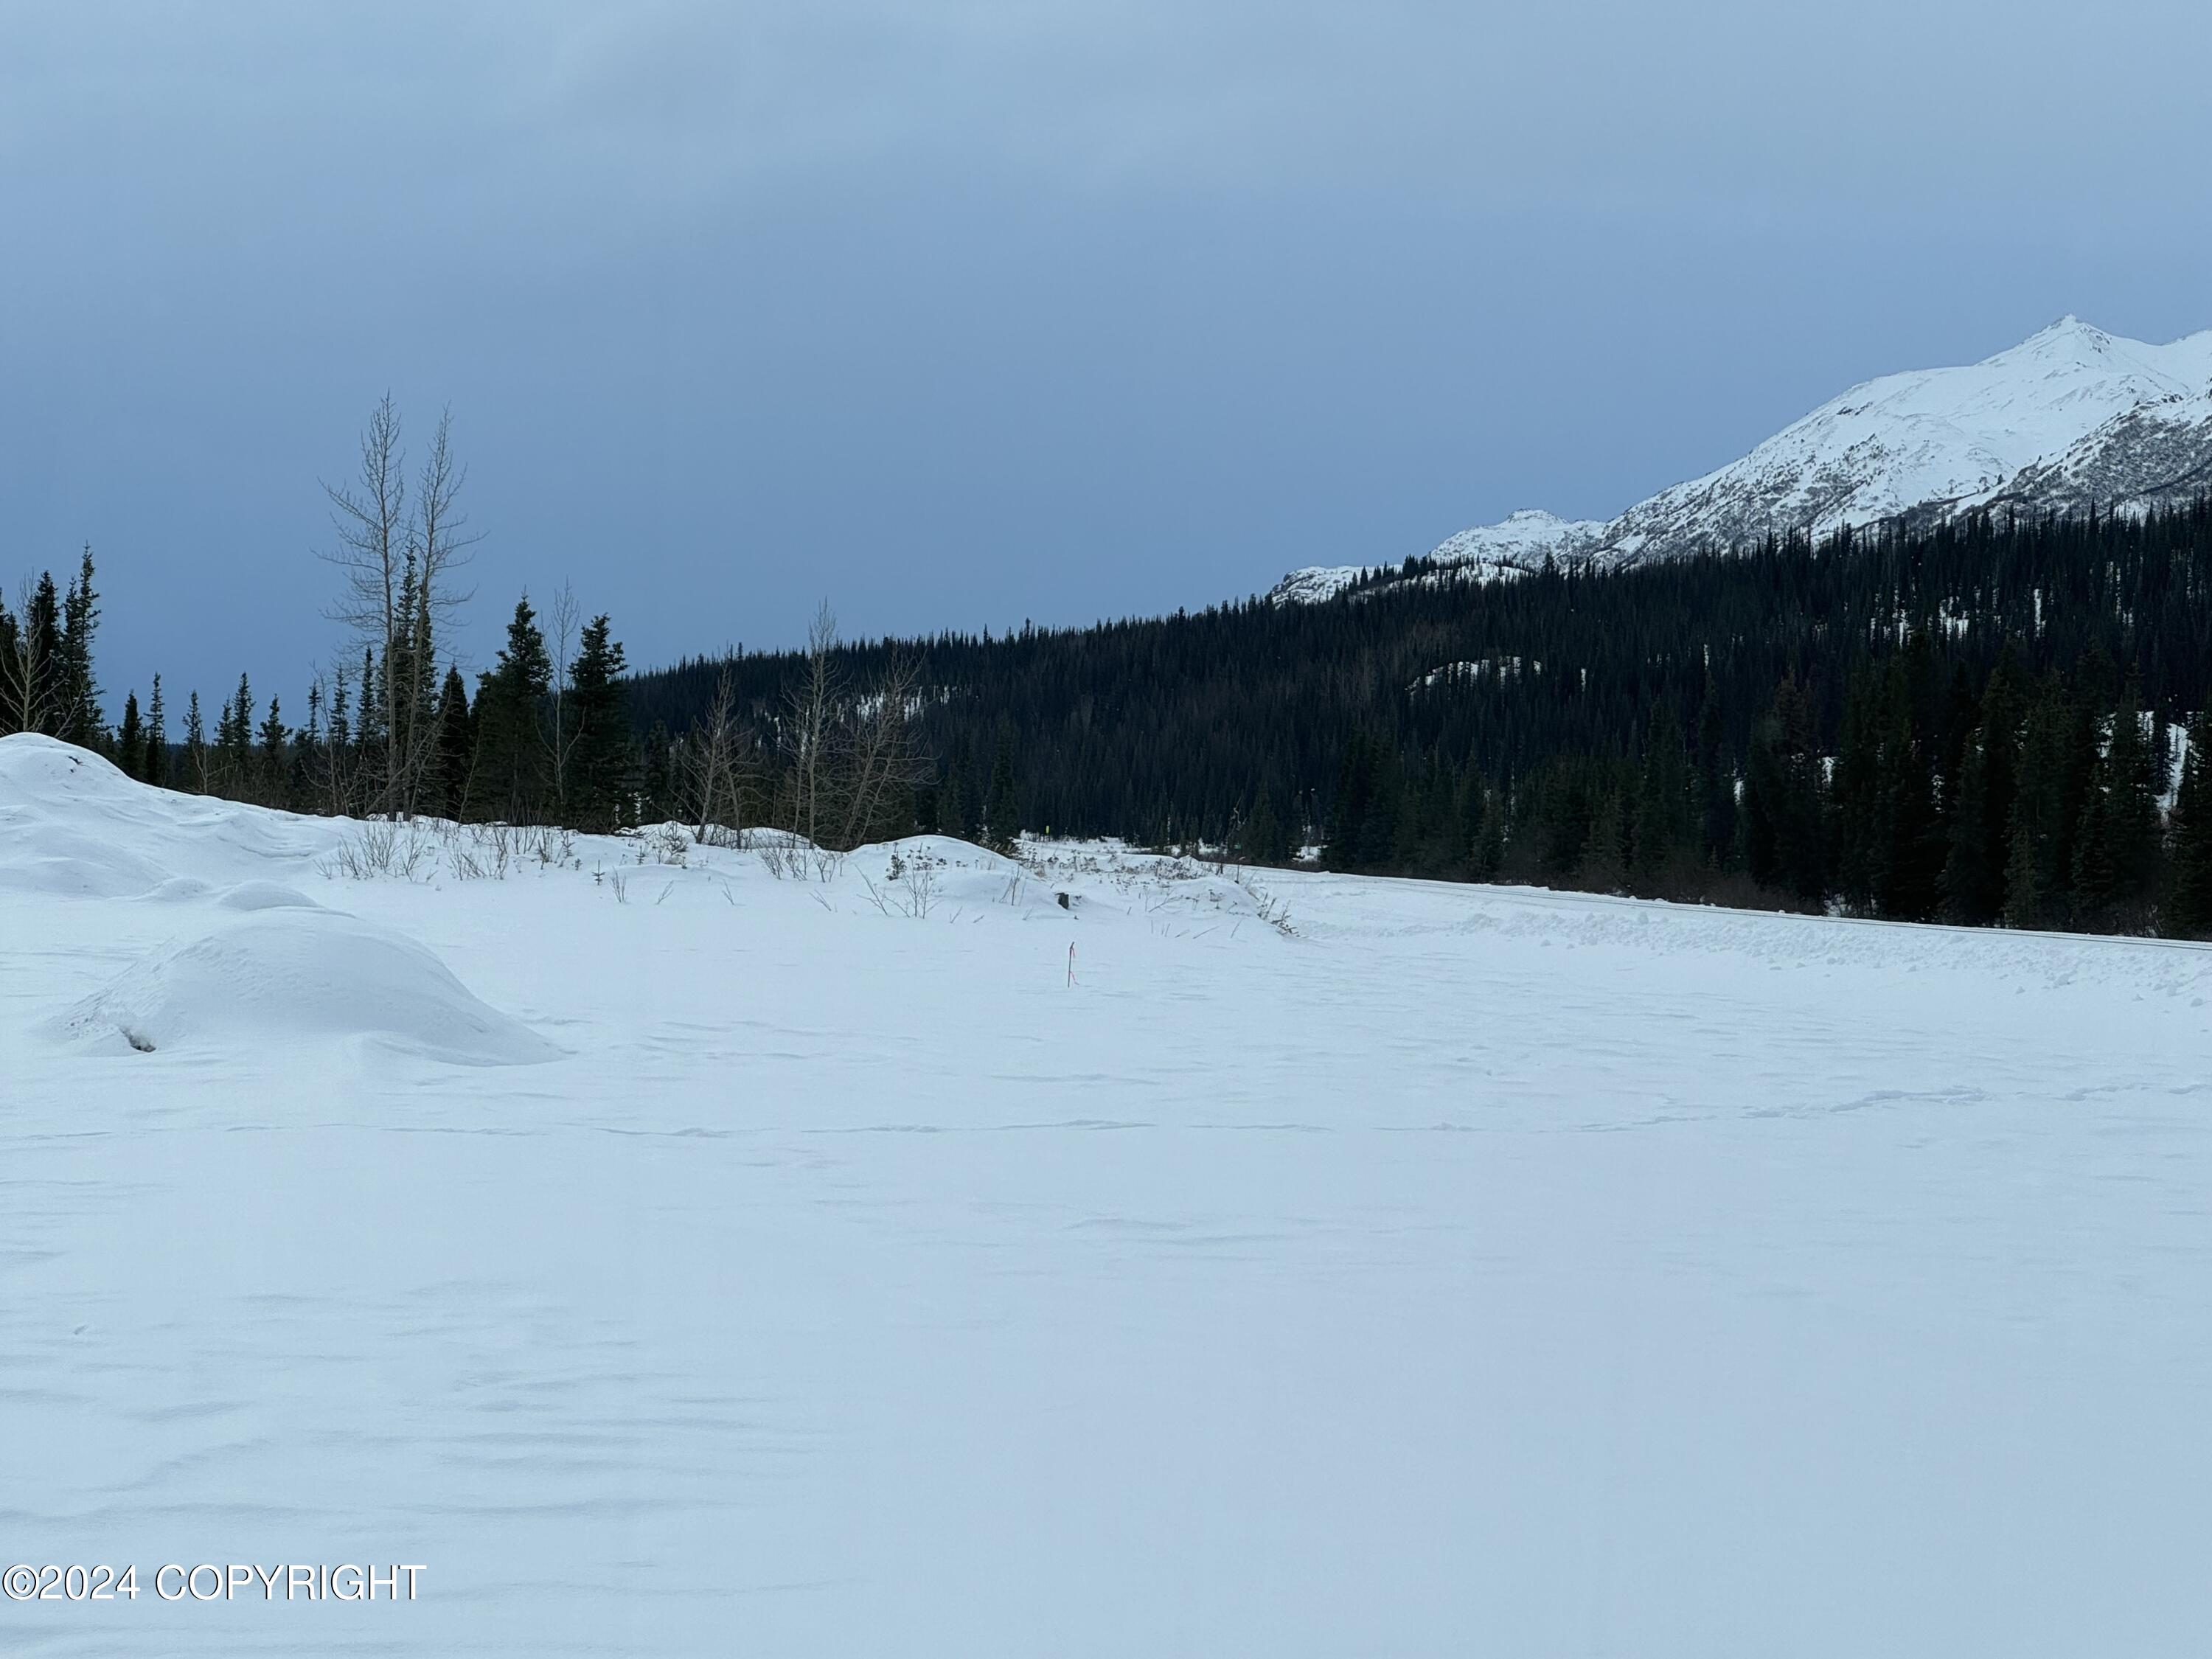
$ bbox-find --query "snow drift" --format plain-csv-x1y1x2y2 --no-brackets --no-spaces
48,908,563,1064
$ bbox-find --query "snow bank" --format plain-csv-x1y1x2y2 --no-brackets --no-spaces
49,908,562,1065
0,732,343,891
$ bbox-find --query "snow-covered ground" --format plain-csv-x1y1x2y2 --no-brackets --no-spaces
5,730,2212,1655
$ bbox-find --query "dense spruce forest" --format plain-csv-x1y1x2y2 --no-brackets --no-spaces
630,501,2212,938
8,482,2212,939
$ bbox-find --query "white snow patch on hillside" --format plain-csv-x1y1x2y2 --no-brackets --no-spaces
5,729,2212,1655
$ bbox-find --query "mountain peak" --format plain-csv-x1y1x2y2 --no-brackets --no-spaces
1994,313,2120,362
1267,315,2212,604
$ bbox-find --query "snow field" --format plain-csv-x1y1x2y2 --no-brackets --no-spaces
4,733,2212,1655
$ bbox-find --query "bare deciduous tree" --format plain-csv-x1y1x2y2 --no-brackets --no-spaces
546,580,580,811
319,398,477,817
0,577,47,736
685,666,753,844
833,651,931,852
783,602,841,855
773,604,933,873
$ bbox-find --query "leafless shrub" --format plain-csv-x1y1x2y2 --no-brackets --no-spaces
644,823,691,866
320,818,434,882
861,848,942,918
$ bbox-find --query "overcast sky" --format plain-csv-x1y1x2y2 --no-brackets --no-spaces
5,1,2211,709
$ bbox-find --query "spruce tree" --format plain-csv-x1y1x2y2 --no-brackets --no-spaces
1742,676,1826,904
57,546,102,747
2164,711,2212,939
1631,704,1693,896
1694,672,1736,866
25,570,61,734
435,666,475,820
566,615,631,832
2004,675,2070,928
1578,780,1631,894
474,597,554,822
1872,658,1944,922
1325,735,1378,871
116,691,144,781
257,696,289,806
1242,791,1290,865
1941,647,2020,925
982,726,1020,852
182,690,208,792
213,675,253,796
142,675,167,787
2073,681,2161,932
1830,669,1883,912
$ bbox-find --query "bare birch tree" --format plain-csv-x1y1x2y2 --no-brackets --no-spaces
0,577,46,736
397,410,479,810
546,580,580,813
782,602,841,855
833,651,931,851
319,398,476,817
684,665,753,844
771,605,933,869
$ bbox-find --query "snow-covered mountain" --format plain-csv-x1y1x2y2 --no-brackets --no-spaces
1273,316,2212,601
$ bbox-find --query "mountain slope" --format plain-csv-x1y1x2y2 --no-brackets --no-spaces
1274,316,2212,600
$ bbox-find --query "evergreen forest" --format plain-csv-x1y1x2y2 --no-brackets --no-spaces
10,472,2212,939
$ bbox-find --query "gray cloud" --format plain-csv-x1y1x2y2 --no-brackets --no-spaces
1,2,2209,708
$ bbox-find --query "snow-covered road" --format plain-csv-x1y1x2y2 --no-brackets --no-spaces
4,734,2209,1655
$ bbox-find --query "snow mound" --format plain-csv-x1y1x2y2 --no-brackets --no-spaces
212,880,323,912
50,910,562,1065
0,729,145,804
853,836,1068,914
0,826,170,898
0,732,344,888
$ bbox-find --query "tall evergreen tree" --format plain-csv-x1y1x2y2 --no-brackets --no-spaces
142,675,167,787
1830,669,1884,913
1742,676,1826,904
982,724,1020,852
215,675,254,795
1871,655,1945,922
1631,703,1694,894
565,615,632,832
182,690,208,792
25,569,62,734
434,666,475,820
2072,681,2162,931
473,597,554,821
1941,647,2021,925
2005,675,2073,929
2165,711,2212,939
116,691,144,781
57,546,102,747
257,696,290,805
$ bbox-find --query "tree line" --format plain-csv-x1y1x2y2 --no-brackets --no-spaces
12,403,2212,939
1,400,931,858
0,403,636,835
630,501,2212,937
